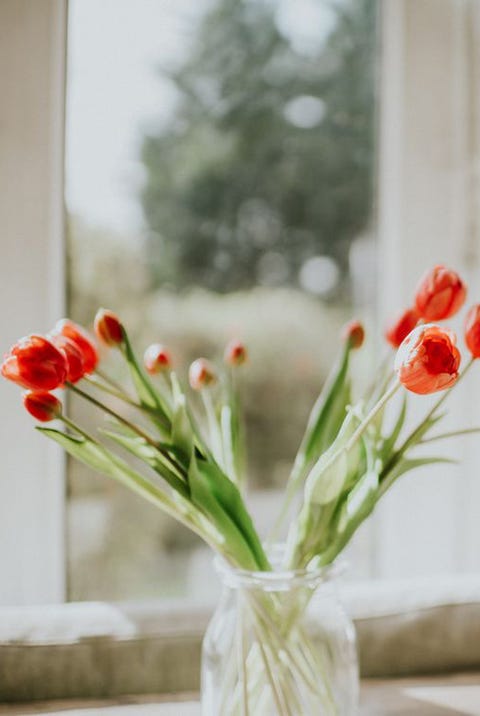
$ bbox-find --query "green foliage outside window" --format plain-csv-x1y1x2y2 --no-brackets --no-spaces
141,0,377,295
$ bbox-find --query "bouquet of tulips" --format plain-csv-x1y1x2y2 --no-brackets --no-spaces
2,264,479,714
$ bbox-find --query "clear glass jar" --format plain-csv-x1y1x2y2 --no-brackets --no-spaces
201,547,359,715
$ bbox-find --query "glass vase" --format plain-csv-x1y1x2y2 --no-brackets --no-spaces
201,547,359,715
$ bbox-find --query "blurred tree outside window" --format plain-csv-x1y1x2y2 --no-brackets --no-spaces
66,0,378,601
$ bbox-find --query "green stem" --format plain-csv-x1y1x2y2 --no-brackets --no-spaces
237,595,250,716
95,368,125,393
253,625,290,716
57,415,222,552
61,415,93,441
420,427,480,444
268,478,301,544
66,382,186,480
345,379,400,452
202,389,224,467
86,374,173,425
67,382,159,448
84,375,140,407
121,331,169,423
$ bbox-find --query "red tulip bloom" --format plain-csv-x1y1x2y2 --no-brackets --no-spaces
50,334,85,384
189,358,217,391
395,324,461,395
52,319,98,374
415,265,467,321
465,305,480,359
1,335,67,391
385,307,420,348
23,391,62,422
94,309,124,347
342,320,365,349
144,343,172,374
224,339,248,366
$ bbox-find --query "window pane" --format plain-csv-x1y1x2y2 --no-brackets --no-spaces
65,0,378,600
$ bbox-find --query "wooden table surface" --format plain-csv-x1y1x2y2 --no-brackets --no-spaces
1,673,479,715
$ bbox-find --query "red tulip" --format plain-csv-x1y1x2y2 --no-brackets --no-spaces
50,334,85,384
52,319,98,374
464,305,480,359
342,320,365,349
1,335,67,391
395,324,461,395
224,339,248,366
189,358,217,391
23,391,62,422
94,309,124,347
415,265,467,321
385,307,420,348
144,343,172,374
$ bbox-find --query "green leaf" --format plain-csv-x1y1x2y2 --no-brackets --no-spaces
289,343,352,490
386,455,457,484
337,469,379,533
188,455,261,570
171,372,194,461
304,409,364,506
378,454,457,501
100,428,189,499
121,330,170,424
39,428,112,473
381,394,407,459
401,411,446,454
305,450,349,506
220,371,246,488
37,427,185,516
40,427,233,554
220,404,236,480
190,455,269,570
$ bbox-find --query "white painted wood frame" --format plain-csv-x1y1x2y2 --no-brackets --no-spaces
0,0,68,605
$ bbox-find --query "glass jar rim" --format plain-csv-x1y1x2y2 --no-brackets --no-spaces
214,543,346,591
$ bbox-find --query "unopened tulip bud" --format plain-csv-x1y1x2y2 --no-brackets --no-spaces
52,319,98,374
50,334,85,384
385,307,420,348
189,358,217,391
23,391,62,422
465,305,480,359
224,339,248,366
342,320,365,349
144,343,172,374
415,265,467,321
94,309,124,347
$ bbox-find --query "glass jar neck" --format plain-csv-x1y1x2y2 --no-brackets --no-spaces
215,544,343,592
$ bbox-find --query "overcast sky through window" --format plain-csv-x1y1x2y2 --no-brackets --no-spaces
66,0,336,237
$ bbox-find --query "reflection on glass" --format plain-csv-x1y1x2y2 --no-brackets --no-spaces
66,0,378,601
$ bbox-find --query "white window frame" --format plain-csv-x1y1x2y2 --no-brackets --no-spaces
0,0,67,605
1,0,480,607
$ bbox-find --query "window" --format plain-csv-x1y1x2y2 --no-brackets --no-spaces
65,0,378,601
1,0,480,608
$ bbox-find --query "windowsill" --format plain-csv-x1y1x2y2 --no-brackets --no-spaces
1,674,480,715
2,576,480,703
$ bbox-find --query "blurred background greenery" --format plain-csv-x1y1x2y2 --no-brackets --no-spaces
66,0,378,601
